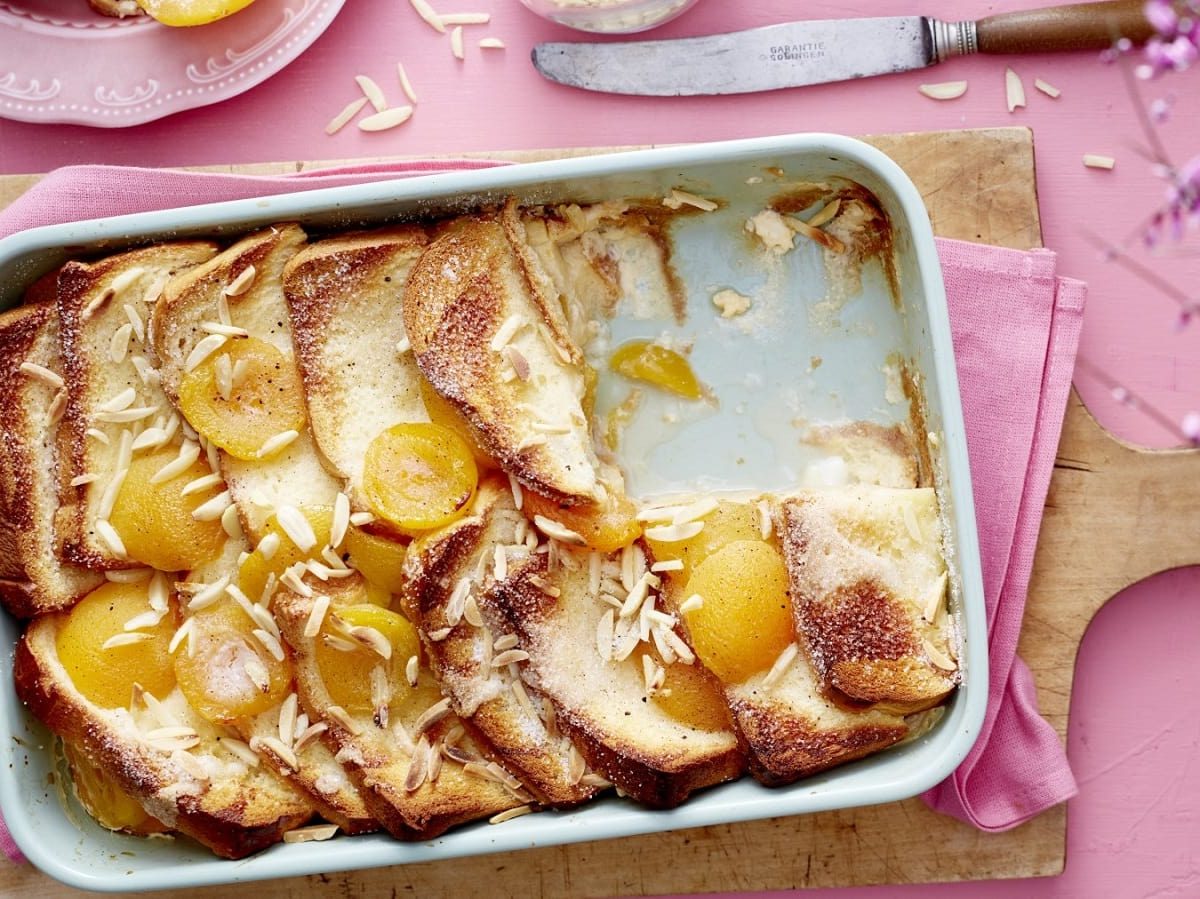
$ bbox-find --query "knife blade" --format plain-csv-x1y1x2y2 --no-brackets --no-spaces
531,0,1154,96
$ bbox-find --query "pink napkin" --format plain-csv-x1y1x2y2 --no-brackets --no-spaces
0,162,1083,862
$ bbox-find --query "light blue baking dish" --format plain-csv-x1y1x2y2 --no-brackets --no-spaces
0,133,987,892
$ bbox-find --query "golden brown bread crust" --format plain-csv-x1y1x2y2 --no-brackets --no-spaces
726,689,907,786
0,303,103,617
235,713,379,836
14,617,313,859
779,493,957,714
284,226,428,374
403,201,599,507
404,481,600,808
555,709,742,809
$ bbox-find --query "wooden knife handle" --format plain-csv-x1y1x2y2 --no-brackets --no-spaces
976,0,1155,53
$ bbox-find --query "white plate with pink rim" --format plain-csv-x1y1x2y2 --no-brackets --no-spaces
0,0,345,127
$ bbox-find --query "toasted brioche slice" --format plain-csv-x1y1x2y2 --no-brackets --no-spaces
643,494,911,786
151,225,339,540
274,576,522,839
56,242,219,568
779,486,957,713
404,199,604,507
484,540,744,809
219,436,341,543
723,659,909,786
14,613,314,859
239,706,377,835
524,202,682,331
403,480,601,808
181,543,378,836
283,226,431,514
0,304,103,616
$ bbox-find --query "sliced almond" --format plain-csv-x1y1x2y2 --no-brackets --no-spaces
441,12,489,24
490,804,533,825
397,63,419,103
643,521,704,543
918,80,968,100
924,637,957,672
1083,154,1116,170
1005,67,1026,112
922,572,949,623
275,505,317,552
662,189,719,212
283,824,339,844
409,0,445,32
20,361,64,389
325,96,369,135
450,26,465,60
359,106,414,132
223,265,257,298
184,333,227,372
354,74,387,112
532,515,587,546
479,37,506,49
1034,78,1061,98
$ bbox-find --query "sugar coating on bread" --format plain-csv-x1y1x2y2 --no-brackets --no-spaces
780,486,957,711
55,243,219,568
403,201,602,507
725,652,909,786
404,479,601,808
284,227,431,513
0,303,103,616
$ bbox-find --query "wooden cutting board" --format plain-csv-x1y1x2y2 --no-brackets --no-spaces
3,126,1192,897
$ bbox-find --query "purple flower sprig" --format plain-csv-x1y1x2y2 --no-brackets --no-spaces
1111,3,1200,247
1139,0,1200,79
1082,7,1200,448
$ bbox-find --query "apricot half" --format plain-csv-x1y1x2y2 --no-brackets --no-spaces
135,0,256,26
178,337,306,462
361,423,478,534
644,500,763,580
610,340,703,399
56,582,176,709
315,605,420,715
522,490,641,553
343,526,408,596
238,505,333,602
109,447,226,572
681,540,794,683
173,602,290,725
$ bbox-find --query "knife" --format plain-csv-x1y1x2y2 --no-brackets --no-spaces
531,0,1154,96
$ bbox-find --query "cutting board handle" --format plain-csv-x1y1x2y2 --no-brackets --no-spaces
976,0,1155,54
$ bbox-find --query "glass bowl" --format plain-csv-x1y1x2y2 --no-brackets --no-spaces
518,0,701,34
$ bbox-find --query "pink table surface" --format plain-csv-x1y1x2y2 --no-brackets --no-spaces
1,2,1198,896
